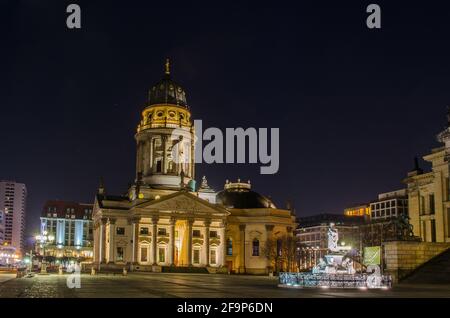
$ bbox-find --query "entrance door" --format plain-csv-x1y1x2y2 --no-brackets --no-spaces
226,261,233,273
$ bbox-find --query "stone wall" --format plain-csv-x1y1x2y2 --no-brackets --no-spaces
383,241,450,282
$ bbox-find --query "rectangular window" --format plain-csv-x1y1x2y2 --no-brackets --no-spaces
193,230,201,237
140,247,148,262
422,221,427,241
116,227,125,235
252,240,260,256
210,230,218,238
156,160,162,173
447,178,450,201
140,227,149,235
157,228,167,236
448,209,450,238
431,220,436,242
429,194,435,215
116,247,124,261
158,247,165,263
227,239,232,256
210,249,217,265
420,196,425,216
193,249,200,264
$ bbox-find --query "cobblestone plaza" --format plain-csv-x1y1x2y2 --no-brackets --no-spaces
0,273,449,298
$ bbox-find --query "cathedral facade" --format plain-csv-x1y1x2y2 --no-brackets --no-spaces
92,61,296,274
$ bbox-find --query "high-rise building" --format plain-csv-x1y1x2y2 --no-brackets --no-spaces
0,181,27,254
0,209,4,244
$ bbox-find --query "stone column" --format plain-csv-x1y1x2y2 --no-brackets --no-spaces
187,219,194,266
151,216,159,265
149,137,154,173
219,221,227,267
100,218,107,264
108,218,116,264
93,221,99,263
169,217,176,266
239,224,246,273
129,217,140,264
287,226,293,237
143,140,149,176
162,135,167,174
204,219,211,267
190,137,195,178
136,141,141,178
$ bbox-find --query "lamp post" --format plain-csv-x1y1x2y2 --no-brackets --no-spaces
36,231,55,274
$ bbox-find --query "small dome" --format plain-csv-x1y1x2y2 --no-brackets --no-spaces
147,59,188,108
216,180,276,209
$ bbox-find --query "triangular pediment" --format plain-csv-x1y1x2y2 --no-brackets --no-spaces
134,191,229,216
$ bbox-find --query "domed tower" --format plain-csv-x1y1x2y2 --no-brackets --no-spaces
135,59,195,189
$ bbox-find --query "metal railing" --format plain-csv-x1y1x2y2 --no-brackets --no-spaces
278,272,392,289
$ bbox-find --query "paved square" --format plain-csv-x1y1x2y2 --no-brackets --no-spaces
0,272,449,298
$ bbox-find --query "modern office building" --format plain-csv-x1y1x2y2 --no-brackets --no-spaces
0,181,27,254
369,189,408,220
38,200,94,261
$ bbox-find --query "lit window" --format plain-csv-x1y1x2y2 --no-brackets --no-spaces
140,247,148,262
116,247,124,261
210,249,217,265
193,249,200,264
226,238,232,256
158,247,165,263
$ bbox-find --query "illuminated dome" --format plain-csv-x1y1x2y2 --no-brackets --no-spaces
147,59,188,108
216,179,276,209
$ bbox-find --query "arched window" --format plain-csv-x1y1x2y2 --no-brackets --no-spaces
226,238,233,256
252,239,260,256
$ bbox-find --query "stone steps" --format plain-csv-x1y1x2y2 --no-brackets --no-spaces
402,248,450,284
161,266,209,274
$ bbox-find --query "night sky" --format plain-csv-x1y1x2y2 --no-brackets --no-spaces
1,1,450,236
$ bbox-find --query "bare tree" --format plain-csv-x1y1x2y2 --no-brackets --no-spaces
262,236,278,273
263,235,300,273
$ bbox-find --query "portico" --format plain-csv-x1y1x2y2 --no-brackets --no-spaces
93,191,229,269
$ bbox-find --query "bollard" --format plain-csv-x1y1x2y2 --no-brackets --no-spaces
123,267,127,276
91,267,96,275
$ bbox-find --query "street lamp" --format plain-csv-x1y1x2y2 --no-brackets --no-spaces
35,231,55,274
